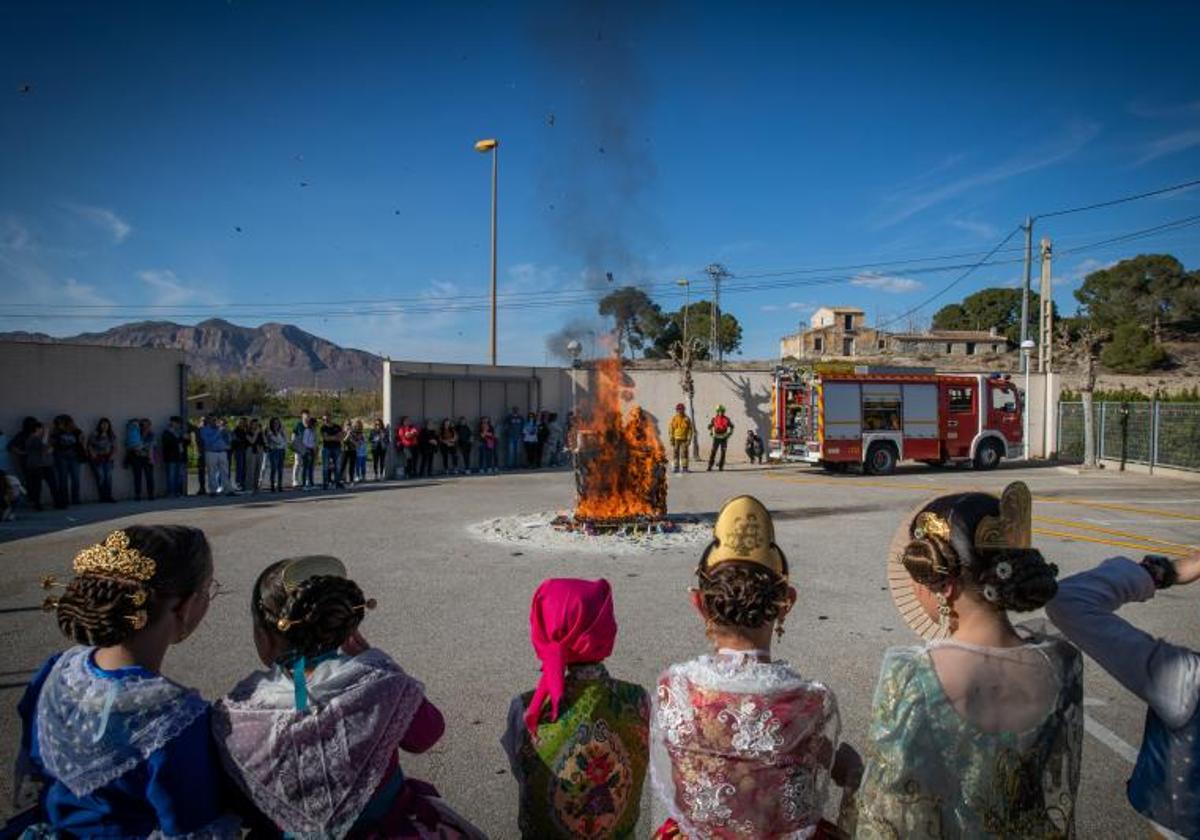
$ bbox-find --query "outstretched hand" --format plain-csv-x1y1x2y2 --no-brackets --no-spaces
343,631,371,656
1175,549,1200,587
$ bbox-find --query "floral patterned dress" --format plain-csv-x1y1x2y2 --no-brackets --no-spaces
502,663,650,839
855,632,1083,839
650,651,841,839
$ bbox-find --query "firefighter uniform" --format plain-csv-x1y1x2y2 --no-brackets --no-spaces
668,404,693,472
707,406,735,471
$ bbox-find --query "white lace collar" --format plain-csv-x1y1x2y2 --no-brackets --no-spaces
667,652,822,694
35,646,208,797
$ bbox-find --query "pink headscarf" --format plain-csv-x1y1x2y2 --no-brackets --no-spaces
524,577,617,735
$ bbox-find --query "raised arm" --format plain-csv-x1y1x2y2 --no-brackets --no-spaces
1046,555,1200,729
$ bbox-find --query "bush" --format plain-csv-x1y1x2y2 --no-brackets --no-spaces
1100,324,1168,373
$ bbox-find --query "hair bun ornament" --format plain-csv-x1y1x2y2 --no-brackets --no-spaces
975,481,1033,552
912,512,951,541
280,556,348,592
704,495,787,579
73,531,156,582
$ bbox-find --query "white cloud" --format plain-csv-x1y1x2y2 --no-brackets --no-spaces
65,203,132,243
874,121,1100,227
850,272,922,293
949,217,999,240
1136,128,1200,166
1066,258,1118,284
760,304,781,312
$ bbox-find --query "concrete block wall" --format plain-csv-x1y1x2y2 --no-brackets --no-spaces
0,341,188,502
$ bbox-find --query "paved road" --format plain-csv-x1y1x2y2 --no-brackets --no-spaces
1,463,1197,837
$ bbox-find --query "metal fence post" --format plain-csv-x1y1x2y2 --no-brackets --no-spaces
1099,402,1108,462
1150,400,1159,475
1056,401,1062,455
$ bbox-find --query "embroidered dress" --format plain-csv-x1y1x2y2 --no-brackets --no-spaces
212,648,483,840
649,651,840,839
856,629,1083,839
502,663,650,839
14,646,238,839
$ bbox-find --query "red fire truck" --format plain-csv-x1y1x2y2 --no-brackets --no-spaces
771,366,1023,475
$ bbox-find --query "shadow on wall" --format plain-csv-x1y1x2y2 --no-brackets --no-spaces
722,373,772,435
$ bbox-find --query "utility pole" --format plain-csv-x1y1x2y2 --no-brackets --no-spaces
704,263,730,365
1019,216,1033,374
1038,237,1053,373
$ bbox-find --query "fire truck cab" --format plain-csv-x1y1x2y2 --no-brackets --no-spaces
788,367,1022,475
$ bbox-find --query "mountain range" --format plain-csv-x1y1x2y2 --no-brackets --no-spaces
0,319,382,390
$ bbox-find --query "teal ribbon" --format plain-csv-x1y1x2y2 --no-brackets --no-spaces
277,649,339,712
92,682,120,743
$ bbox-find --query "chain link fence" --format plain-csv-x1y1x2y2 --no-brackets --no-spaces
1057,401,1200,472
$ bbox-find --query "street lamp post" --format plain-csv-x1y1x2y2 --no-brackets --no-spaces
475,138,499,365
1021,339,1035,460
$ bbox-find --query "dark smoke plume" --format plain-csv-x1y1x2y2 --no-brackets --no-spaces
528,3,661,290
545,317,604,363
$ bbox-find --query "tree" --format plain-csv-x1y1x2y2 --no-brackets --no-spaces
1075,254,1200,338
1100,323,1169,373
597,286,663,358
1056,322,1105,468
649,300,742,360
931,287,1057,343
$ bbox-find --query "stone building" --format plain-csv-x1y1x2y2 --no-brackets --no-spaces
779,307,887,359
885,329,1008,357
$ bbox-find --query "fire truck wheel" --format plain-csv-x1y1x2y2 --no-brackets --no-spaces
865,443,898,476
973,440,1002,471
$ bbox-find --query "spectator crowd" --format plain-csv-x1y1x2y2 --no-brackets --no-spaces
0,407,570,519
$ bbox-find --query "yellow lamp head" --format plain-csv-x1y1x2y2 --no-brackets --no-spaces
474,138,498,152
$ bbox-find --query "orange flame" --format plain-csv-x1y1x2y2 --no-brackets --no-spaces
574,357,668,522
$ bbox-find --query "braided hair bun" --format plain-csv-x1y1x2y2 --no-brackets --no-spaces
52,525,212,647
695,561,790,630
901,493,1058,612
253,557,369,657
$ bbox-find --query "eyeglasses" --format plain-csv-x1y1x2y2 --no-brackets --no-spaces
207,578,230,601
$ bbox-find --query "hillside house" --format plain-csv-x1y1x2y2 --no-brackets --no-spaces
779,307,888,359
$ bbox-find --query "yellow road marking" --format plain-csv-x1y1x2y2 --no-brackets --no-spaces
1033,528,1191,558
1033,515,1197,551
1034,498,1200,522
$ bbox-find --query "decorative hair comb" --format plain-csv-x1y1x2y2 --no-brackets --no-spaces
912,512,951,541
268,556,377,632
975,481,1033,551
72,531,156,582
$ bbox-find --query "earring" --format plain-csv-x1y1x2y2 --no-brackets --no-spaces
936,592,951,634
774,619,785,641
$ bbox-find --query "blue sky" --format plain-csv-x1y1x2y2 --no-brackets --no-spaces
2,2,1199,364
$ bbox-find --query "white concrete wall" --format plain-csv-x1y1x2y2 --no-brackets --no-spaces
0,341,187,501
569,365,775,465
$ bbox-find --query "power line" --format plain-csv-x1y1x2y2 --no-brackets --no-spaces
875,225,1025,331
1034,176,1200,220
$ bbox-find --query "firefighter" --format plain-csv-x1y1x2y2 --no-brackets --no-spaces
707,405,735,472
668,403,693,474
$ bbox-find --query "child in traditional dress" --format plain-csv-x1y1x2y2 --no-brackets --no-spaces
212,556,483,839
650,495,846,839
14,526,238,837
501,578,649,839
856,482,1082,839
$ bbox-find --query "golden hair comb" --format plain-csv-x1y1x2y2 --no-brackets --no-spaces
912,512,951,542
73,531,156,583
975,481,1033,551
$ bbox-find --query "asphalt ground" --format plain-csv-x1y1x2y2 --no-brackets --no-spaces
1,462,1198,838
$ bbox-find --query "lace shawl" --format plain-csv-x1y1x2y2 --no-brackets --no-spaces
34,646,209,798
649,652,840,839
212,649,426,840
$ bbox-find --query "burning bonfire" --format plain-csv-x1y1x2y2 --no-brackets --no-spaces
559,357,671,533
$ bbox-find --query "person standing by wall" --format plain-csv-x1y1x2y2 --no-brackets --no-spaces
188,416,206,496
438,418,459,476
161,416,189,498
522,412,539,469
455,416,473,475
479,416,498,474
301,415,317,489
396,415,420,479
668,403,693,474
290,409,311,489
706,405,734,472
418,419,438,478
24,420,60,511
353,419,369,483
265,417,287,492
246,418,266,494
504,406,524,470
135,418,158,500
199,415,234,496
745,428,765,465
6,417,38,490
231,417,249,492
369,418,388,480
319,414,343,489
49,414,83,507
86,417,117,503
535,412,551,468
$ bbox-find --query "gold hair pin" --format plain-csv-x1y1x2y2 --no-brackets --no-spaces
73,531,156,583
273,598,377,633
912,512,951,541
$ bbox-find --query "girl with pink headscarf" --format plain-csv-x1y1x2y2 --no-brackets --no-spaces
501,578,649,839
